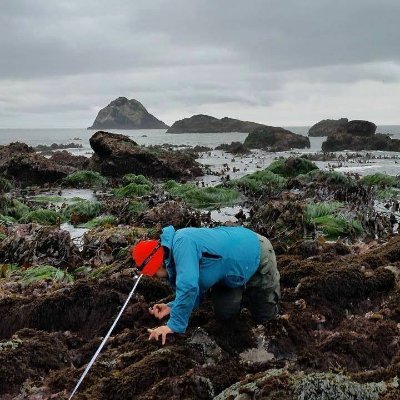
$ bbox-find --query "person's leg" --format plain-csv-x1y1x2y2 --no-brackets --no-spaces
210,284,244,320
245,234,281,323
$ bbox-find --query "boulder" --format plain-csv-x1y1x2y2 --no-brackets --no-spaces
167,114,265,133
0,223,82,268
215,141,251,154
322,132,400,152
88,97,169,130
89,131,202,179
0,143,75,186
345,120,377,137
244,126,310,151
308,118,348,137
49,151,90,170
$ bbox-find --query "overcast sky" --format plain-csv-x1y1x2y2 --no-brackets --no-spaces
1,0,400,128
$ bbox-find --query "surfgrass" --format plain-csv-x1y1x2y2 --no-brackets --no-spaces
80,215,118,228
229,170,287,195
304,201,343,224
62,170,107,188
21,209,64,225
360,173,400,188
63,200,102,224
164,180,241,209
17,265,73,286
266,157,318,178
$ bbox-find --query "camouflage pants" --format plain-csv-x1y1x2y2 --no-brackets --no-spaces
211,234,281,323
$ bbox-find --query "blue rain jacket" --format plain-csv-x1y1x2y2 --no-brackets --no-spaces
160,225,260,333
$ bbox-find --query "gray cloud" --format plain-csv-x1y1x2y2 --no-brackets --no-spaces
0,0,399,127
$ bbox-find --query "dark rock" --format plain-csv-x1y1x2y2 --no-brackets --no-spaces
215,142,250,154
0,142,75,186
88,97,169,130
34,143,83,152
89,131,202,179
167,114,265,133
0,224,82,268
7,154,74,186
308,118,349,137
139,200,204,228
345,120,377,137
49,151,90,170
322,132,400,152
244,126,310,151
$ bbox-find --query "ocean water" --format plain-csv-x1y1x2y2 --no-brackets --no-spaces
1,126,400,178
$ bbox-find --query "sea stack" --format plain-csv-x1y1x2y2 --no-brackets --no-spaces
88,97,169,130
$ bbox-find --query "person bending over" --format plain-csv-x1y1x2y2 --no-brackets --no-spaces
132,225,280,345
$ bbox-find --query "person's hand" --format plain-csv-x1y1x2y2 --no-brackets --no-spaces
149,303,171,319
147,325,173,345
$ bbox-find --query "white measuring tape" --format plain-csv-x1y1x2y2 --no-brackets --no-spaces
68,274,143,399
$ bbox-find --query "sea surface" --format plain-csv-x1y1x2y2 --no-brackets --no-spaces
1,126,400,179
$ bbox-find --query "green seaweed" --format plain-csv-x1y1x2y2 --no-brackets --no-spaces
80,215,118,228
360,173,400,188
122,174,152,186
0,197,30,220
311,215,363,239
304,201,343,224
62,200,101,224
376,188,400,200
17,265,73,286
229,169,287,195
164,180,241,208
62,170,107,188
21,209,64,225
266,157,318,178
113,182,152,197
30,195,67,204
0,177,13,193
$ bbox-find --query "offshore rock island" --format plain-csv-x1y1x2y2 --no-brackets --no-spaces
166,114,265,133
88,97,169,130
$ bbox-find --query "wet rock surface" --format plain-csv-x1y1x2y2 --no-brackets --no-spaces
0,142,75,186
244,126,310,151
89,131,203,180
0,223,82,268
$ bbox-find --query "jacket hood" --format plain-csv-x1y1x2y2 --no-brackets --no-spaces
160,225,176,287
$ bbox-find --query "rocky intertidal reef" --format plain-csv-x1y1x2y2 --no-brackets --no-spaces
0,155,400,399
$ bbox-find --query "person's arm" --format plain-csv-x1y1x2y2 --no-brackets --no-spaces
166,236,200,334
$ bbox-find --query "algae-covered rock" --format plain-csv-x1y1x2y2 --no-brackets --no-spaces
0,224,82,268
89,131,202,179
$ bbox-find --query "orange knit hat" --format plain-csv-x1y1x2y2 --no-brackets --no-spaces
132,240,164,276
